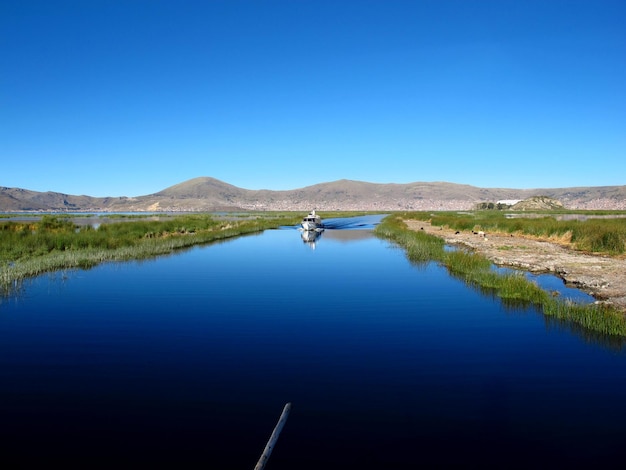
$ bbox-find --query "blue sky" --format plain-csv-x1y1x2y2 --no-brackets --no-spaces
2,0,625,196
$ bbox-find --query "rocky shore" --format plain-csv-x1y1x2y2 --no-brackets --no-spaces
405,220,626,312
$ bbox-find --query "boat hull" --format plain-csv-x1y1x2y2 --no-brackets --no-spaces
301,221,321,231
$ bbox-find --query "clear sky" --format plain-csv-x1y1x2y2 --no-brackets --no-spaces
1,0,625,196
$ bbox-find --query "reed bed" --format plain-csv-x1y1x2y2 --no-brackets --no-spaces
403,210,626,255
0,213,300,295
375,214,626,337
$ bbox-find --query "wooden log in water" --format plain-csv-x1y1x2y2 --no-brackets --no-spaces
254,402,292,470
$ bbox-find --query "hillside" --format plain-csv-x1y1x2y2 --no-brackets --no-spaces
512,196,565,211
1,178,625,212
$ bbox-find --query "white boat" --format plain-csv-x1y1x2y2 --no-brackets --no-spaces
301,210,323,231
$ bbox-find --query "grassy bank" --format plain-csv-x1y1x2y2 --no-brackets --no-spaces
405,210,626,255
375,214,626,337
0,213,300,295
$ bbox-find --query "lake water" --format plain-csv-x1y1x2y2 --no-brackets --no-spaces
1,216,626,468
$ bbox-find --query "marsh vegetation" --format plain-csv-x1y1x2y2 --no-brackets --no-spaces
0,211,376,294
405,210,626,255
4,209,626,338
0,213,302,294
375,214,626,337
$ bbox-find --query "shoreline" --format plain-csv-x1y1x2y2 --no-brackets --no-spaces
405,219,626,313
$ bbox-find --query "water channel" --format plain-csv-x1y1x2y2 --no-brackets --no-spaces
1,216,626,467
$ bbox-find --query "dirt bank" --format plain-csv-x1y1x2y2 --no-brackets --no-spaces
404,220,626,312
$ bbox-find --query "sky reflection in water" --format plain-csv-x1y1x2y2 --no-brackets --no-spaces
0,220,625,467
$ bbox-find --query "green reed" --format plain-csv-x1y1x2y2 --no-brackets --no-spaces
375,214,626,337
0,213,301,294
374,213,444,264
402,210,626,255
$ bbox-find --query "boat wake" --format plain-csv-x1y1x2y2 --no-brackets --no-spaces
285,214,387,249
321,214,386,230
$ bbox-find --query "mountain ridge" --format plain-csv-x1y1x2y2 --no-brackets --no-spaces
2,178,625,212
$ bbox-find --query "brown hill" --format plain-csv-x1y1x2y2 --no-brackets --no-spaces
512,196,565,211
1,179,625,212
154,177,245,199
0,187,105,211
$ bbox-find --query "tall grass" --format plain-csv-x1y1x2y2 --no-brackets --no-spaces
375,214,626,337
403,210,626,255
376,216,444,264
0,213,300,295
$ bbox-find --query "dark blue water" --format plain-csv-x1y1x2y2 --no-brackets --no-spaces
1,222,626,468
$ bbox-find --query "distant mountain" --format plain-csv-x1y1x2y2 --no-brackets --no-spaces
2,178,625,212
0,187,113,211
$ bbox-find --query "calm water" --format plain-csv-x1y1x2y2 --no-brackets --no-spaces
1,217,626,468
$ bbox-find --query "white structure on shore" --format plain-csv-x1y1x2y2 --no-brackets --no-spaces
497,199,522,206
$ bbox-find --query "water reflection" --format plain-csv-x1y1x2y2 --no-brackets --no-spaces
300,229,322,249
543,313,626,351
492,265,595,304
297,214,385,250
2,218,626,467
